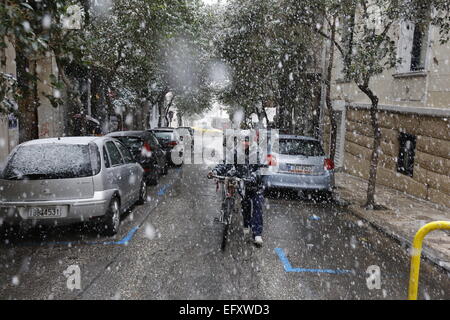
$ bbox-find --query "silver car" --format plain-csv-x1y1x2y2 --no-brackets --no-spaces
0,137,147,236
263,135,335,196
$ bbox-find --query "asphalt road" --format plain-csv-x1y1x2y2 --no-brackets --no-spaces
0,164,449,300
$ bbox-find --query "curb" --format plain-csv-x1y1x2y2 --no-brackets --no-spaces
344,203,450,274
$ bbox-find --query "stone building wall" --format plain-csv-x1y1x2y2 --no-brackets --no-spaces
324,107,450,208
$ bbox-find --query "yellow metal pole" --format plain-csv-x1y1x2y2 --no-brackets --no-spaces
408,221,450,300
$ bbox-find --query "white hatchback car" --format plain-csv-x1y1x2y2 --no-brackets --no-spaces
0,137,147,236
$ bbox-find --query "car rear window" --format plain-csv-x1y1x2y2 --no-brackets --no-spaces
3,144,95,180
279,139,325,157
115,136,143,155
153,131,173,140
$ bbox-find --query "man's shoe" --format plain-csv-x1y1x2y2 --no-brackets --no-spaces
243,228,250,236
254,236,263,245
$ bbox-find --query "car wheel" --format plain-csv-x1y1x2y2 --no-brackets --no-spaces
148,173,158,186
101,198,121,236
137,180,148,204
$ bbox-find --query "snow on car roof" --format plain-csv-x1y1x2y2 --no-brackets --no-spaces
20,136,102,146
107,131,147,137
150,128,175,131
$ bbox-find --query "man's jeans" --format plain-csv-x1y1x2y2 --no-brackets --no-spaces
241,193,264,238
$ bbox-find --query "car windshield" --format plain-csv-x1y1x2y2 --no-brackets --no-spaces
279,139,324,157
3,144,93,180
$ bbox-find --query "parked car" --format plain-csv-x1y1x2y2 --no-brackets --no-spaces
107,131,168,185
148,128,184,166
0,136,147,236
262,135,335,197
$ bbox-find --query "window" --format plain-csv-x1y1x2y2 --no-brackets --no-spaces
115,136,143,158
410,23,428,71
397,5,430,73
152,131,173,140
397,133,416,177
105,141,124,166
4,144,93,180
116,141,135,163
89,143,101,175
103,146,111,168
279,139,325,157
149,134,160,148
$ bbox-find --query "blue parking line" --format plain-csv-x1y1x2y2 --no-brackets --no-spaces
157,184,170,196
275,248,294,271
98,226,140,246
275,248,351,274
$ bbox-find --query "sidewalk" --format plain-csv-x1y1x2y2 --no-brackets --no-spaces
335,172,450,272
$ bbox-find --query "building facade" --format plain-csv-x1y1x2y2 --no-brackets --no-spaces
325,15,450,208
0,38,65,164
0,37,19,164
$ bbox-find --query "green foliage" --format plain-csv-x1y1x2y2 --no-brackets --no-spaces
84,0,214,119
0,72,19,113
0,0,87,114
310,0,450,87
0,0,214,119
217,0,323,131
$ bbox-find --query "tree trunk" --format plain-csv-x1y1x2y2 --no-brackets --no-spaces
325,18,338,162
358,84,381,209
16,50,39,143
263,108,270,128
157,91,168,127
157,103,165,127
163,93,175,127
55,57,84,135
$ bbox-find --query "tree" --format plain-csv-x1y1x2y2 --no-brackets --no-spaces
86,0,213,129
218,0,323,133
0,0,87,142
289,0,344,161
310,0,450,208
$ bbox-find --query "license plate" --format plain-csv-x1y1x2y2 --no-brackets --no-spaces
28,206,66,218
288,165,312,174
